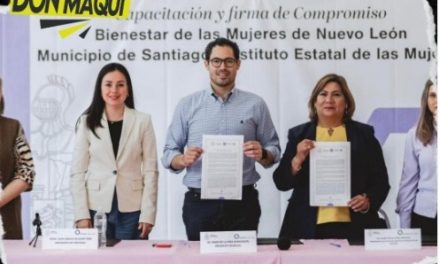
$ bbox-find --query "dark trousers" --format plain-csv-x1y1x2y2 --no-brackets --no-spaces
182,186,261,241
315,222,350,239
411,212,437,237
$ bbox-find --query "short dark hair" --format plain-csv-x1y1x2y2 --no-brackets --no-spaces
308,73,356,122
204,38,240,61
82,62,135,137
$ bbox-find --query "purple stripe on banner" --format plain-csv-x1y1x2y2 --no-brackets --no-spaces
367,108,420,145
2,14,30,134
1,14,31,239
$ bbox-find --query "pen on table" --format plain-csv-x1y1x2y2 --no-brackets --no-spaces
329,242,341,248
152,243,172,248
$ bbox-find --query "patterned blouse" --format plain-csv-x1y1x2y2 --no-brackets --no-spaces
13,128,35,186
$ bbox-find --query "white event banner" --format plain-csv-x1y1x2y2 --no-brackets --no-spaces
200,231,257,254
42,228,98,250
27,0,434,239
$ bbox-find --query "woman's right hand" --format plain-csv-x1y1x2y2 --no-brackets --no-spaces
291,139,315,174
76,219,92,228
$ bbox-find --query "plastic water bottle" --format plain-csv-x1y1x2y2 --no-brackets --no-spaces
94,209,107,248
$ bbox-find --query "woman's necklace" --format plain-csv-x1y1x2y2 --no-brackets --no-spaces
106,108,124,125
327,127,334,136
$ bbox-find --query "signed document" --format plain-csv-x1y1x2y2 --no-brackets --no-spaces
309,142,351,206
201,135,244,200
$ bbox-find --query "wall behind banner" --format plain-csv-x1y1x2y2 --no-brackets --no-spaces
0,0,436,239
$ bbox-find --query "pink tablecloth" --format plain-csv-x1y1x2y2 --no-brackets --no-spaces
4,240,436,264
282,240,437,264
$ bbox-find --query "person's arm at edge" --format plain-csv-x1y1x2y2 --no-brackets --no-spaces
396,129,419,228
139,113,159,238
256,98,281,168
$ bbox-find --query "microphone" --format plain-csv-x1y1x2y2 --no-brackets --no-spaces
29,212,42,247
277,236,291,250
32,213,42,226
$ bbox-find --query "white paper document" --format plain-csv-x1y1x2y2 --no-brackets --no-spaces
310,142,351,206
200,231,257,254
42,228,98,250
201,135,243,200
365,228,421,250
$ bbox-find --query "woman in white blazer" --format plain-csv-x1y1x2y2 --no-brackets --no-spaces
70,63,158,239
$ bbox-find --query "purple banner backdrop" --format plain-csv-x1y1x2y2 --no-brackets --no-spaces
368,108,420,145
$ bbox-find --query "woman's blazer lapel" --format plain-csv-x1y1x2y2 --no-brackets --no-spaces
97,113,117,162
116,106,135,161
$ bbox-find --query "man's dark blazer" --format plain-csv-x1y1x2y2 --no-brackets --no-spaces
273,120,390,239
